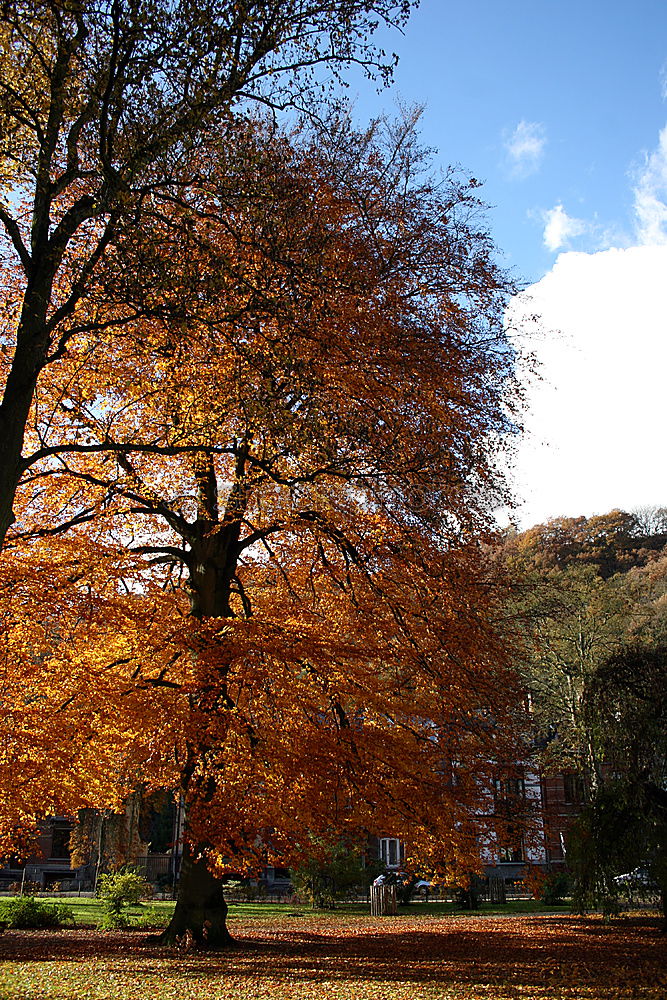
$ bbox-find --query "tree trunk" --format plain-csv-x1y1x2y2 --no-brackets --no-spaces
159,842,234,947
157,452,245,947
0,285,54,550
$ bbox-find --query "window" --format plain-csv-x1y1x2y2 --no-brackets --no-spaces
378,837,401,869
50,822,71,860
493,776,525,803
563,774,585,804
498,845,524,863
498,827,524,863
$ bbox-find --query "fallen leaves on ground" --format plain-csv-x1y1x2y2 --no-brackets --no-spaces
0,912,665,1000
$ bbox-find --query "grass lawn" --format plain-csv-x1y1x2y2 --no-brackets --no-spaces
0,908,664,1000
13,897,571,928
2,897,569,929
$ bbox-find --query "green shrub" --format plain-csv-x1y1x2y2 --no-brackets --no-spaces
0,895,74,929
130,905,171,929
539,872,570,905
291,839,380,909
8,880,41,895
97,868,152,930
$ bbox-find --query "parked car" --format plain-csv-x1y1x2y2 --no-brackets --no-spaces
413,879,432,893
612,867,658,890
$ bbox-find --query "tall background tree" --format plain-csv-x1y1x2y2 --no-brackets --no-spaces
570,644,667,924
501,510,667,789
501,510,667,922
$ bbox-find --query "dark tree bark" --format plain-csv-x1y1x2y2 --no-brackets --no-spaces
158,842,234,948
159,452,244,947
0,281,54,542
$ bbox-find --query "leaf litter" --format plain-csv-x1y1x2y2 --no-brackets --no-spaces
0,912,665,1000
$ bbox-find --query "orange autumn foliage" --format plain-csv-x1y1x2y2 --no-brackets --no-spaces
1,117,526,939
0,0,419,550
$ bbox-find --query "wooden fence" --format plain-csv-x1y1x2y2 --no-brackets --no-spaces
370,883,397,916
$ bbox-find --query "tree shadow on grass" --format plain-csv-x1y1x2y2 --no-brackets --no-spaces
230,915,665,989
1,914,665,994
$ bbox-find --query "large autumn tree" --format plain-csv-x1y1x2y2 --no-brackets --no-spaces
1,116,525,945
0,0,418,549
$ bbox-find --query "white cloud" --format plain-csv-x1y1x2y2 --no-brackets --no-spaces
504,121,546,178
533,122,667,255
633,125,667,245
499,122,667,528
506,246,667,528
542,203,587,252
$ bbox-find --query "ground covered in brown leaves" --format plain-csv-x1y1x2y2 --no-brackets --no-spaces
0,912,664,999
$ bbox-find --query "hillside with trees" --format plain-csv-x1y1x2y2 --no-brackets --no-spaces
501,509,667,921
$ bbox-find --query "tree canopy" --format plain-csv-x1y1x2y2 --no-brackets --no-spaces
0,112,526,945
501,511,667,921
0,0,418,548
568,644,667,923
500,510,667,781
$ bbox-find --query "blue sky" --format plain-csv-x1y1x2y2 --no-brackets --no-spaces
351,0,667,279
346,0,667,527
